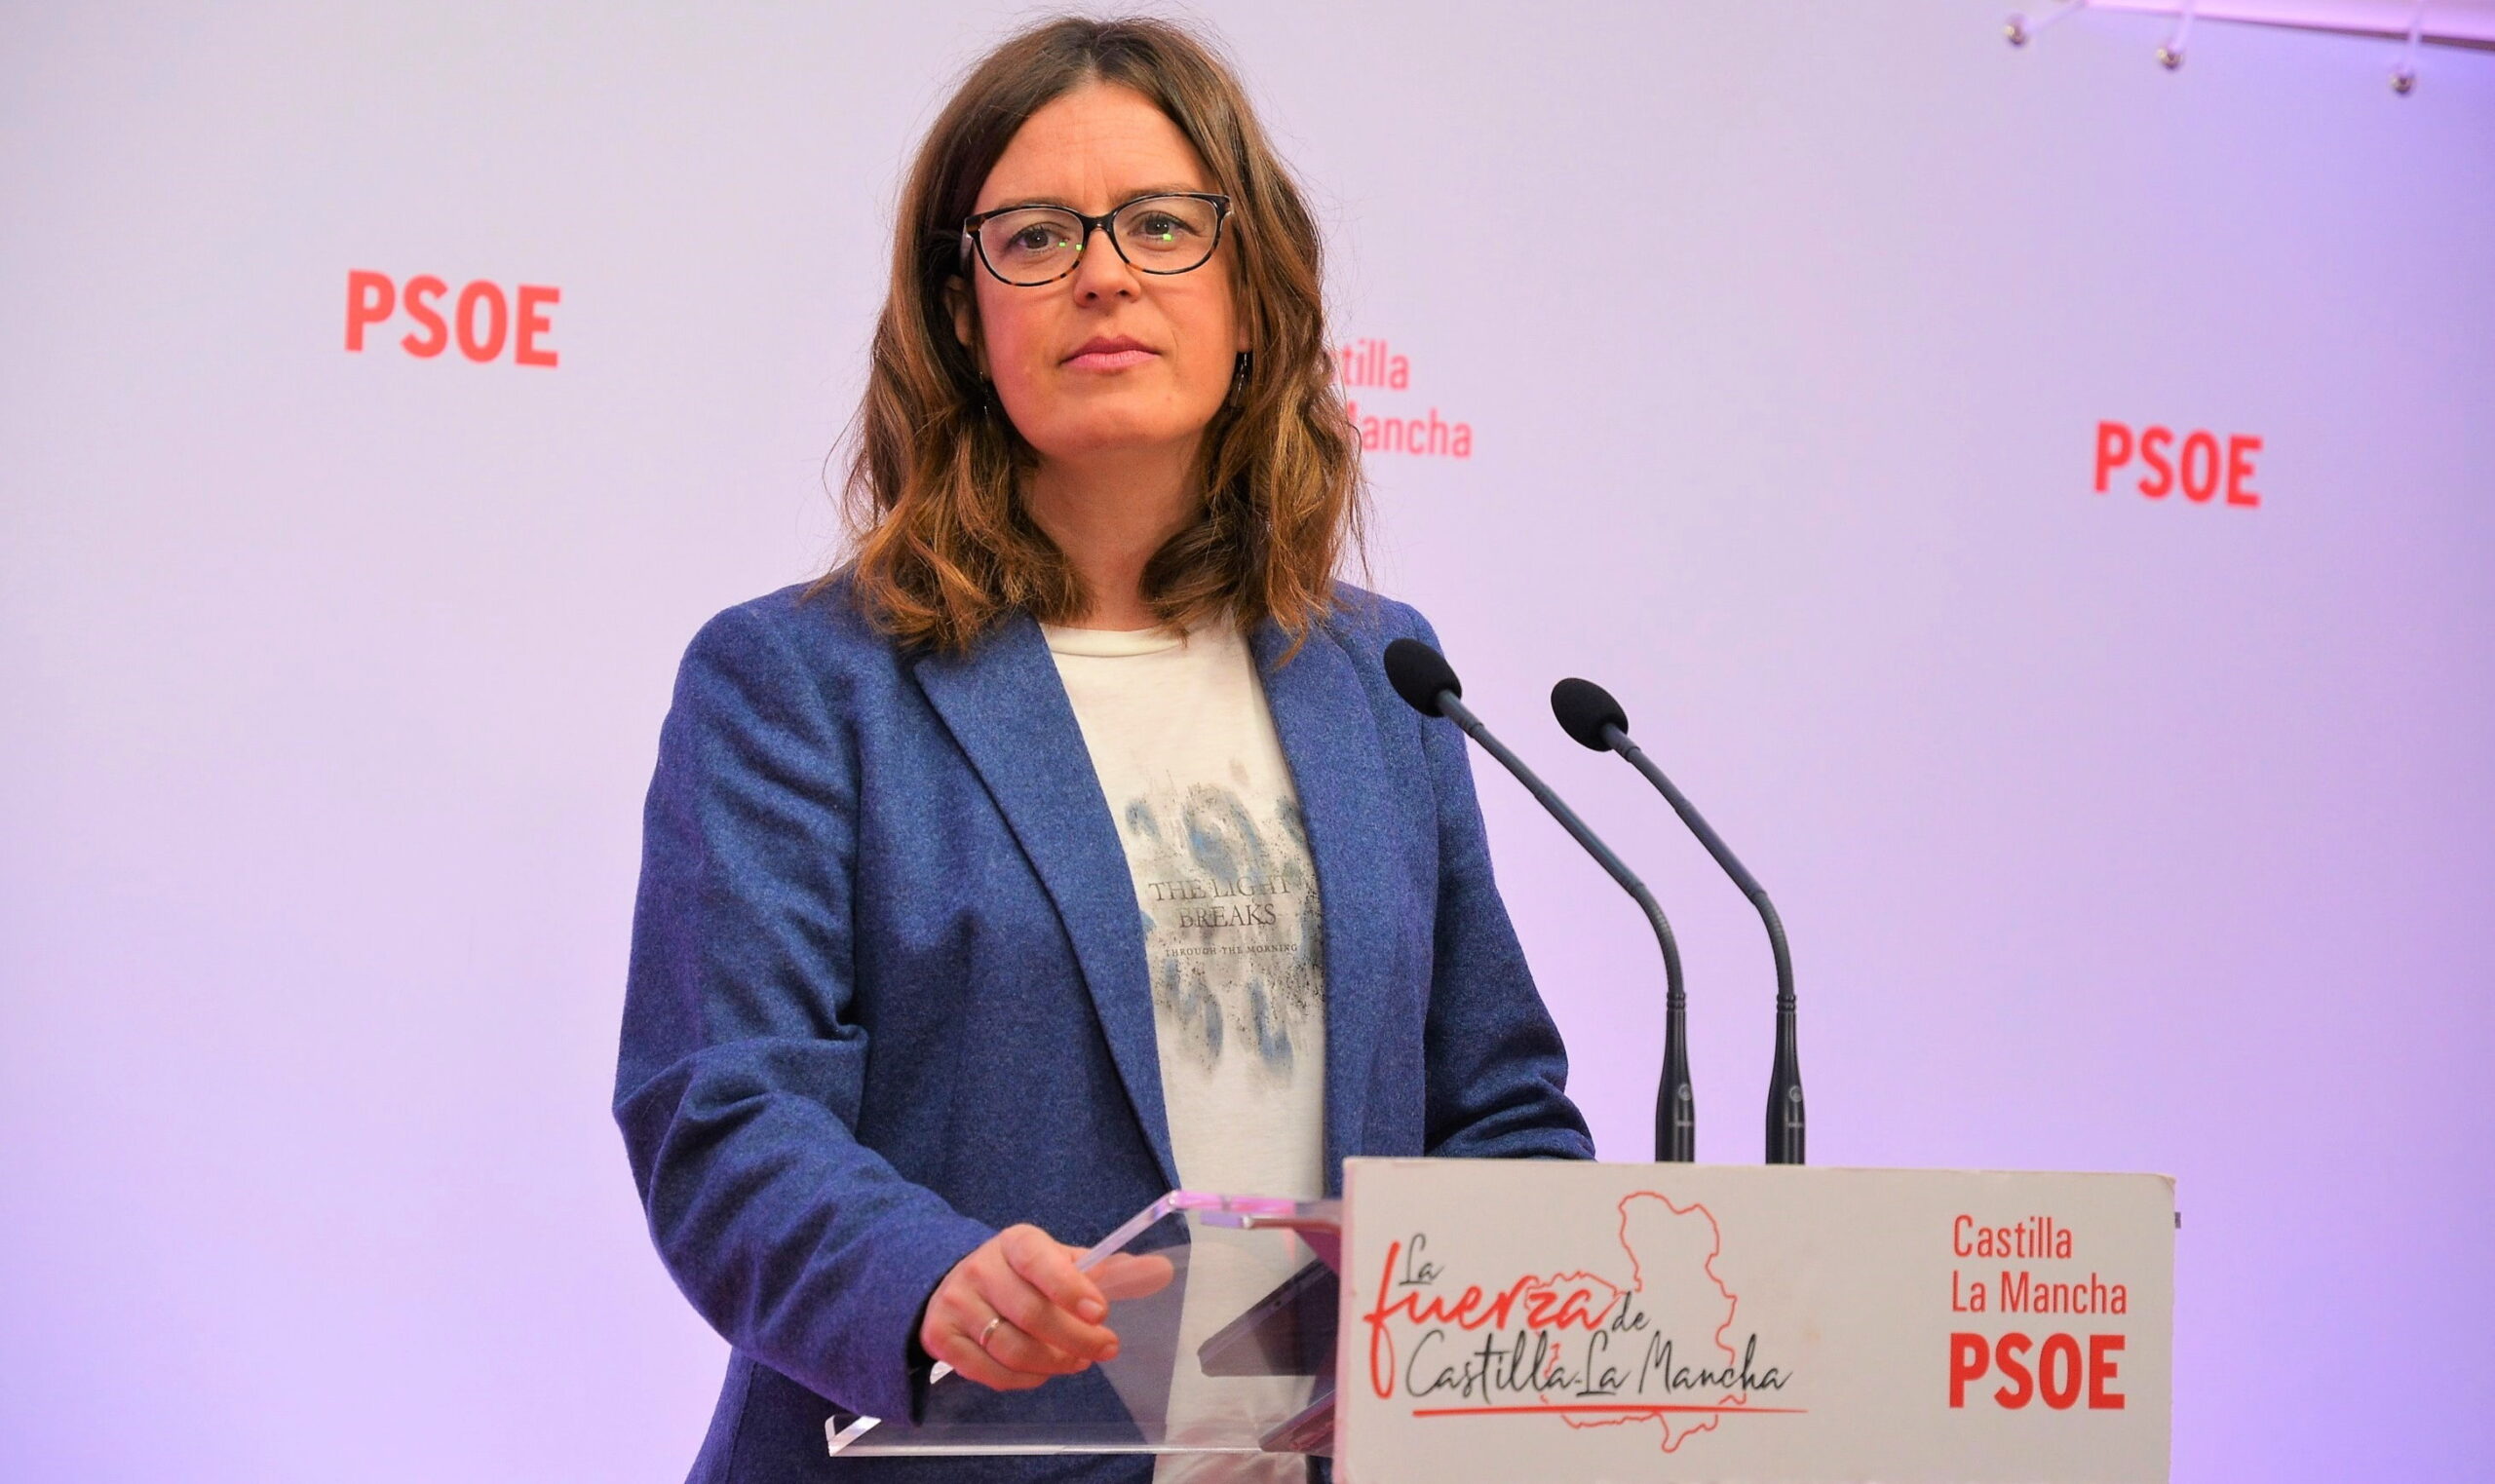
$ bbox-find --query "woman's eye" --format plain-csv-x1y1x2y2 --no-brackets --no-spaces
1132,213,1190,242
1009,224,1064,253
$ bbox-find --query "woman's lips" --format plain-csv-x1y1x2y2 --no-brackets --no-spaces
1063,348,1158,371
1062,340,1158,372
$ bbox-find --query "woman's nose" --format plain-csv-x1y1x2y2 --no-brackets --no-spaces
1069,226,1142,304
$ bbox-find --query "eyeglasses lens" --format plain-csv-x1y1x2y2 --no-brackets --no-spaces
979,210,1082,283
1111,196,1220,271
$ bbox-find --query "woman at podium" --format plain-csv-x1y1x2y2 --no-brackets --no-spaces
613,16,1593,1480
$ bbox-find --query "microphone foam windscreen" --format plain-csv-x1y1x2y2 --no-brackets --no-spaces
1551,677,1630,749
1383,637,1462,717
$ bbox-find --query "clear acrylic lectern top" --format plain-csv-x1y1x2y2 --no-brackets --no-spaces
826,1193,1341,1461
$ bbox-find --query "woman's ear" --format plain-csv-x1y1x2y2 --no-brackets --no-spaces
942,275,985,373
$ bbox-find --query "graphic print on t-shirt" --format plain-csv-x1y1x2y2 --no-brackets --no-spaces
1122,771,1323,1079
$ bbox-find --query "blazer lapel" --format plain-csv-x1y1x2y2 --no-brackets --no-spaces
911,615,1180,1193
1252,619,1397,1196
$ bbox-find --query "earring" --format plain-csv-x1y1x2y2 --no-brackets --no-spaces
1227,351,1251,407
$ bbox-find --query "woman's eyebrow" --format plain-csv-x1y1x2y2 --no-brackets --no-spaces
984,184,1209,211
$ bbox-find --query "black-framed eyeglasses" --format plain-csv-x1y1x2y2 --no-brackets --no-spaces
959,192,1231,286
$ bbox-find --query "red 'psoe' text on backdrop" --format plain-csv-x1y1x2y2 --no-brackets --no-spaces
2094,420,2260,506
346,270,559,367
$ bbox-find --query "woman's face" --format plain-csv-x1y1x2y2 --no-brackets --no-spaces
953,83,1244,466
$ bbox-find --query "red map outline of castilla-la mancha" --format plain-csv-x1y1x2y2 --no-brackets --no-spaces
1403,1192,1804,1454
1566,1193,1758,1451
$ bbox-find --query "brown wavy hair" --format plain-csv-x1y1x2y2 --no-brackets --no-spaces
825,15,1363,653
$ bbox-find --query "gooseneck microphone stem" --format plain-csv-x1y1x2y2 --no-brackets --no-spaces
1602,724,1805,1165
1436,692,1695,1162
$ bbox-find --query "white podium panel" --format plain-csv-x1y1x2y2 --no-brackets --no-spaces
1338,1161,2174,1484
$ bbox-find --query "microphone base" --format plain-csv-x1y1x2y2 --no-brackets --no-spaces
1766,1003,1805,1164
1657,1000,1695,1163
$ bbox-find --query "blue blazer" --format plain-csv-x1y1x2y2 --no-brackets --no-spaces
614,578,1593,1483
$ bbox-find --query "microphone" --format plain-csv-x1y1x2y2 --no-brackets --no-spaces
1384,638,1693,1162
1552,677,1805,1164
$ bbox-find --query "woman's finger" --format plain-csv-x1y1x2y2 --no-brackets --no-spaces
977,1247,1118,1363
928,1323,1044,1391
1090,1251,1177,1301
963,1274,1094,1375
1001,1225,1111,1325
978,1313,1098,1376
926,1264,1062,1386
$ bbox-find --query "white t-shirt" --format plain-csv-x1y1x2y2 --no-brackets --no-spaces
1044,620,1324,1482
1042,620,1327,1202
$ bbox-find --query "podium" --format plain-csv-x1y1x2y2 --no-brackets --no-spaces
827,1161,2175,1482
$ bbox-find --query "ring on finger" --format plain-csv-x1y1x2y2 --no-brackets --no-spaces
978,1314,1006,1353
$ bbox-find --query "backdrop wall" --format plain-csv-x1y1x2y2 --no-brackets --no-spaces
3,3,2489,1480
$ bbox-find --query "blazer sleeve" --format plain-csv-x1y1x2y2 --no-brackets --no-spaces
613,602,994,1423
1401,609,1599,1162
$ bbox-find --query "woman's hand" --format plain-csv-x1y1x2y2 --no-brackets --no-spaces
919,1224,1123,1390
